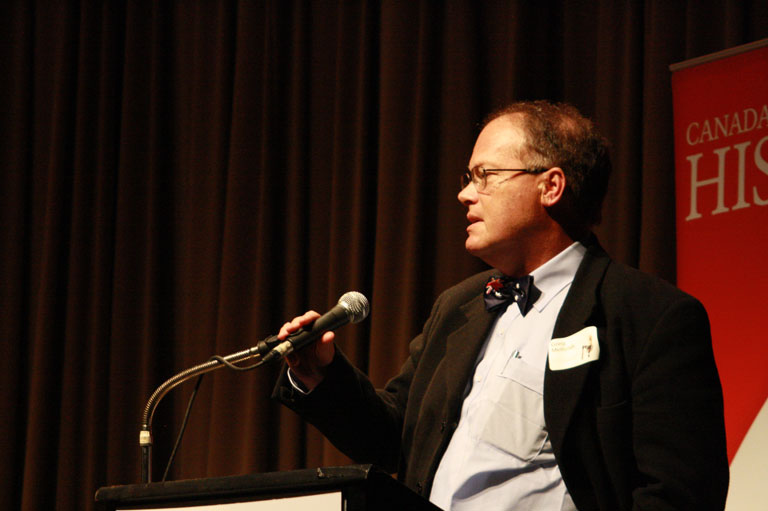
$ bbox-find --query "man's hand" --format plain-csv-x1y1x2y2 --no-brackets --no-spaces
279,310,336,391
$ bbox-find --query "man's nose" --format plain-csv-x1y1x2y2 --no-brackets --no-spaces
458,181,477,205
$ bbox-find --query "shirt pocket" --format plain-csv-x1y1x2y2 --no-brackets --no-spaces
470,358,549,463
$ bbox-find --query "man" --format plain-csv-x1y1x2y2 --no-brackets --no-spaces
273,101,729,510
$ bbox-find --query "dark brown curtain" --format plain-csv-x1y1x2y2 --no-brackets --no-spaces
1,1,766,509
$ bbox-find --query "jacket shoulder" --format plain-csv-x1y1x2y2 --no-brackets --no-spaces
601,259,702,310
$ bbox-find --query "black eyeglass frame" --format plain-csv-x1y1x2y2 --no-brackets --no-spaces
460,167,548,191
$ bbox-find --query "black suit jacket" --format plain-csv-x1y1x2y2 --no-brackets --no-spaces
274,241,729,510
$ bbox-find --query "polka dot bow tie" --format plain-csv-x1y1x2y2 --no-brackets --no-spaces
483,275,541,316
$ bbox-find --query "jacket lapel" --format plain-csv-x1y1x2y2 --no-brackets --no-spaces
444,293,497,414
544,242,610,452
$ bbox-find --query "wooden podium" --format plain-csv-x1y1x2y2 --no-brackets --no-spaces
95,464,440,510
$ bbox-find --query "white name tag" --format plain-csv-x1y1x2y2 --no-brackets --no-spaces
548,326,600,371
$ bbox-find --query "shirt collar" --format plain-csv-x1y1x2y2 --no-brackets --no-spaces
528,241,587,312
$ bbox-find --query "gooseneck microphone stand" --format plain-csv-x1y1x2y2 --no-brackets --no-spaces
139,342,273,483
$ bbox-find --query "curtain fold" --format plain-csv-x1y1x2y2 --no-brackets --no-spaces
1,1,766,509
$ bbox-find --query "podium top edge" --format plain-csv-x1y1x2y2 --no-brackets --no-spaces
95,464,382,503
669,38,768,72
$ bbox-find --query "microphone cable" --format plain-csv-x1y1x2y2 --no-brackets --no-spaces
160,355,263,481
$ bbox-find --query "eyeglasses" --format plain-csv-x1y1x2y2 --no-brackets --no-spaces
460,167,547,192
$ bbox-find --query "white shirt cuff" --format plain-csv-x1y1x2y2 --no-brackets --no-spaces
287,368,312,395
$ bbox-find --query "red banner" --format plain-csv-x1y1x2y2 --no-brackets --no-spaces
671,39,768,506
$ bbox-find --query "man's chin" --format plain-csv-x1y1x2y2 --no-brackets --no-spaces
464,240,486,258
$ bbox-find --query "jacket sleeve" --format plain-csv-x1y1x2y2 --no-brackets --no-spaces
272,331,427,473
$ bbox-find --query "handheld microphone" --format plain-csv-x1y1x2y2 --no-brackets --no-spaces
259,291,370,364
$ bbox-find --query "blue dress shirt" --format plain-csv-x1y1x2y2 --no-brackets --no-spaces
429,242,586,510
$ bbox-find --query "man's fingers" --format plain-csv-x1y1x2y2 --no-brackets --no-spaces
278,310,321,339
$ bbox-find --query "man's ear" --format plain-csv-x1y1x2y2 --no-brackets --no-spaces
539,167,566,207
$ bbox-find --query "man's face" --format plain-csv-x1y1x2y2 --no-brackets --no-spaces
458,116,546,269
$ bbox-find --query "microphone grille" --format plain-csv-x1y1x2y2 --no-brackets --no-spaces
338,291,370,323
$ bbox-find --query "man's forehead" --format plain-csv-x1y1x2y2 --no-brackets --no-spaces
471,115,527,165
